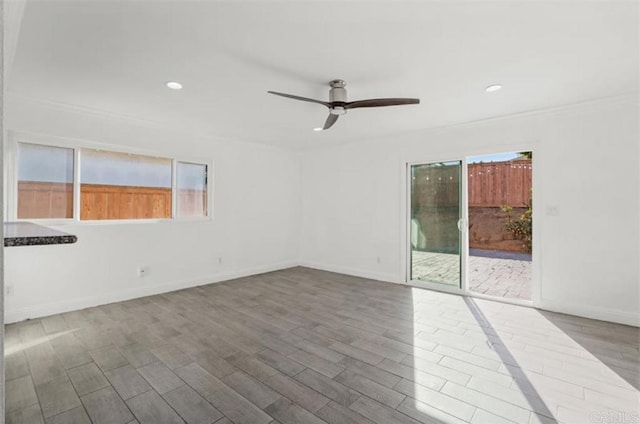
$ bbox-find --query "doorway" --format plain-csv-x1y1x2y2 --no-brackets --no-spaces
408,152,533,302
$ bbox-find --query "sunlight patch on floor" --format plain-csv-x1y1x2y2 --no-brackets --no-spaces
409,287,639,424
5,328,78,356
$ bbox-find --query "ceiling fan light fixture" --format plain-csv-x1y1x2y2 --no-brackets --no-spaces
166,81,183,90
485,84,502,93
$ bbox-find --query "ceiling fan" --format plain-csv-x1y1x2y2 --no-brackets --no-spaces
268,79,420,131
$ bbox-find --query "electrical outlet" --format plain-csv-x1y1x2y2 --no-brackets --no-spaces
217,257,223,264
376,256,381,264
546,206,559,216
138,266,149,277
6,285,14,296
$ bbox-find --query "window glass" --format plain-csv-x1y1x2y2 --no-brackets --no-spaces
17,143,74,219
80,149,172,220
176,162,208,218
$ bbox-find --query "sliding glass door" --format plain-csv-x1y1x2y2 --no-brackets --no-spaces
409,161,463,288
408,151,533,304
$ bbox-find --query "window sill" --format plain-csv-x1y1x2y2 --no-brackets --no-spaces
12,217,212,226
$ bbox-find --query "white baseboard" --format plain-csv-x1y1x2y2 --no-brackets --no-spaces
298,260,402,285
5,261,298,323
6,260,638,329
299,262,640,328
539,299,639,328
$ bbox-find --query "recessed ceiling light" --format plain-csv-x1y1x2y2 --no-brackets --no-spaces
313,127,323,132
485,84,502,93
166,81,183,90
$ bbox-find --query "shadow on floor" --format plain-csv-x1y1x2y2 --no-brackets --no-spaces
539,310,640,391
464,297,559,423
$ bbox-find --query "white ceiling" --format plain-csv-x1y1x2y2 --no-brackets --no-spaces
9,0,639,150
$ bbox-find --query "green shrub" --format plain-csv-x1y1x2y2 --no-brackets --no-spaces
501,200,532,252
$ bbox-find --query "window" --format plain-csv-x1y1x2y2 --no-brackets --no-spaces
11,136,210,222
80,149,172,220
17,143,74,219
176,162,208,218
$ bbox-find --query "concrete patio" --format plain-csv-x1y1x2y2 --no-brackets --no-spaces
411,250,531,300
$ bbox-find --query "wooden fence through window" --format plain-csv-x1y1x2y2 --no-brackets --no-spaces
17,181,206,219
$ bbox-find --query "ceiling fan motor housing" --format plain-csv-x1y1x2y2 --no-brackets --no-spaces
329,79,347,103
329,80,347,114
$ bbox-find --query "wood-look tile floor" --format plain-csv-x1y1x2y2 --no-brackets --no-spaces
5,267,639,424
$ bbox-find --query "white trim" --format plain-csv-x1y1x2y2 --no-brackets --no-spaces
302,264,636,327
530,147,541,307
11,130,161,157
23,217,210,227
302,93,638,152
4,261,637,327
4,133,18,221
208,163,214,221
4,261,299,324
52,218,173,226
408,279,465,295
400,160,409,283
73,147,81,219
7,93,193,136
302,261,637,326
539,299,639,328
6,92,294,154
301,262,635,326
171,159,177,218
299,261,401,285
402,160,410,283
7,92,635,156
460,159,469,293
465,290,533,308
407,278,534,308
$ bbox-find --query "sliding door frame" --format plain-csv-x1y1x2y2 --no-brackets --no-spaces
400,148,539,308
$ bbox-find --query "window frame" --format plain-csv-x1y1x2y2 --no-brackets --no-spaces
175,160,210,219
5,131,213,224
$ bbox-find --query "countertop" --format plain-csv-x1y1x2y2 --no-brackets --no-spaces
4,222,78,247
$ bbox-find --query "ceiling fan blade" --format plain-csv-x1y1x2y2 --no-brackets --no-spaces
267,91,330,107
345,98,420,109
323,113,339,130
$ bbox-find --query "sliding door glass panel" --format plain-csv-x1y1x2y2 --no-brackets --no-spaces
410,161,462,287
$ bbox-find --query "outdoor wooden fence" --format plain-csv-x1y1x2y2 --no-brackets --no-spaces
18,182,73,219
468,160,532,207
412,159,532,209
80,184,172,220
17,181,206,219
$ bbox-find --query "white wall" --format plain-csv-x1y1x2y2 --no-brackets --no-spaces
4,96,301,322
4,95,638,327
299,95,639,326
